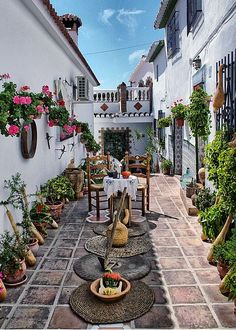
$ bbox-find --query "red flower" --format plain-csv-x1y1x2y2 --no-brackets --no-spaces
20,85,30,91
58,100,65,107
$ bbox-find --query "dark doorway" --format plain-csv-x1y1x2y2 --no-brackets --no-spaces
103,129,129,160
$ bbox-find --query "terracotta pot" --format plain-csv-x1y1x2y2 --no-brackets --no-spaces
163,168,171,175
4,259,27,284
90,277,131,302
46,201,63,220
176,118,184,127
0,280,7,302
28,238,39,257
217,261,229,279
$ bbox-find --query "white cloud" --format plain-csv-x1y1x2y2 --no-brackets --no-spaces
116,9,145,34
99,9,115,25
128,49,146,63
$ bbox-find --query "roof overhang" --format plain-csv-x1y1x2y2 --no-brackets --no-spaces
154,0,177,29
146,40,164,62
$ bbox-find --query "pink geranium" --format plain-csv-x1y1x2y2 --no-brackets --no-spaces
36,105,44,113
42,85,49,94
25,96,32,104
24,125,30,132
13,95,20,104
48,120,55,127
8,125,20,135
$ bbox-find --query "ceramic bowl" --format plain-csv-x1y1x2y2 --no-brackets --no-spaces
90,277,131,302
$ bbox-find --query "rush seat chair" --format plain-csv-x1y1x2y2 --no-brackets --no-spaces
124,151,151,216
86,153,111,219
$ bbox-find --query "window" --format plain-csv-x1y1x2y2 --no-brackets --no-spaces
187,0,202,34
77,76,89,100
167,11,179,58
156,65,159,81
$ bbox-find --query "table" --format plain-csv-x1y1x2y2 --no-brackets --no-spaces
103,175,138,222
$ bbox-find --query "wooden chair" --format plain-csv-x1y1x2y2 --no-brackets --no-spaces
124,151,151,216
86,153,111,218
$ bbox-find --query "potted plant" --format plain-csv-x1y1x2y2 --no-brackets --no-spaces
41,175,74,219
195,188,216,212
0,231,27,285
30,201,54,237
213,229,236,279
199,201,230,242
171,100,187,127
186,88,211,140
160,159,172,175
47,104,70,128
157,116,172,128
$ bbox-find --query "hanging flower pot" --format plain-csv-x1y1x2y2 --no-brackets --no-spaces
176,118,184,127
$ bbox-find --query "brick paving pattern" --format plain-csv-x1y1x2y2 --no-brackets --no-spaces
0,174,235,329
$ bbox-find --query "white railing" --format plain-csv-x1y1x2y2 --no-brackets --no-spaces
93,86,150,103
93,89,119,102
126,87,150,101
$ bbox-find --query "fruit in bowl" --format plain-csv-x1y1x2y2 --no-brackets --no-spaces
121,171,131,179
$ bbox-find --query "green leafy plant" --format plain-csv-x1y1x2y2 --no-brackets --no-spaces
41,175,75,204
213,229,236,265
0,231,27,277
195,188,216,212
48,105,70,127
171,100,187,119
204,130,229,189
187,88,211,139
157,116,172,128
223,265,236,300
199,201,231,241
160,159,172,171
218,147,236,213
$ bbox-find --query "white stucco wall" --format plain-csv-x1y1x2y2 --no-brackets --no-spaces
0,0,96,233
153,0,236,173
129,57,154,87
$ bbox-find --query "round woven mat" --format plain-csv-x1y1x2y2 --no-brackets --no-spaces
84,235,152,258
70,281,154,324
73,254,151,281
93,223,147,237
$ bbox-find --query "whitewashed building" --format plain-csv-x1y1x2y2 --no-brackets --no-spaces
93,56,154,160
0,0,99,232
150,0,236,177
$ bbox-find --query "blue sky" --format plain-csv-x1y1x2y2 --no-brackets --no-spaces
50,0,163,89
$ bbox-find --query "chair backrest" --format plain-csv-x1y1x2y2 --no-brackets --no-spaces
86,153,111,186
124,152,151,182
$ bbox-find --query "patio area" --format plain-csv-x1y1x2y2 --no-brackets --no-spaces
0,174,235,329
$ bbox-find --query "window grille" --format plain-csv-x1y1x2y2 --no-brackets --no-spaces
187,0,202,34
77,76,89,100
216,50,236,141
167,11,179,58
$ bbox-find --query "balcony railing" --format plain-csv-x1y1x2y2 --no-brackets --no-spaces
93,87,150,103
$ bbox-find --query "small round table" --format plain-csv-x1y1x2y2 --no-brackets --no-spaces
103,175,138,223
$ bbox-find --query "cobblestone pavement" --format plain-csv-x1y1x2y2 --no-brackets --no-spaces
0,174,235,329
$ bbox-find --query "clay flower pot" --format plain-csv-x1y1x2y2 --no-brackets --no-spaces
90,277,131,303
28,238,39,257
4,259,27,285
217,261,229,279
176,118,184,127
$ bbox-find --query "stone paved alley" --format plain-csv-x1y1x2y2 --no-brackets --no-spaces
0,174,235,329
